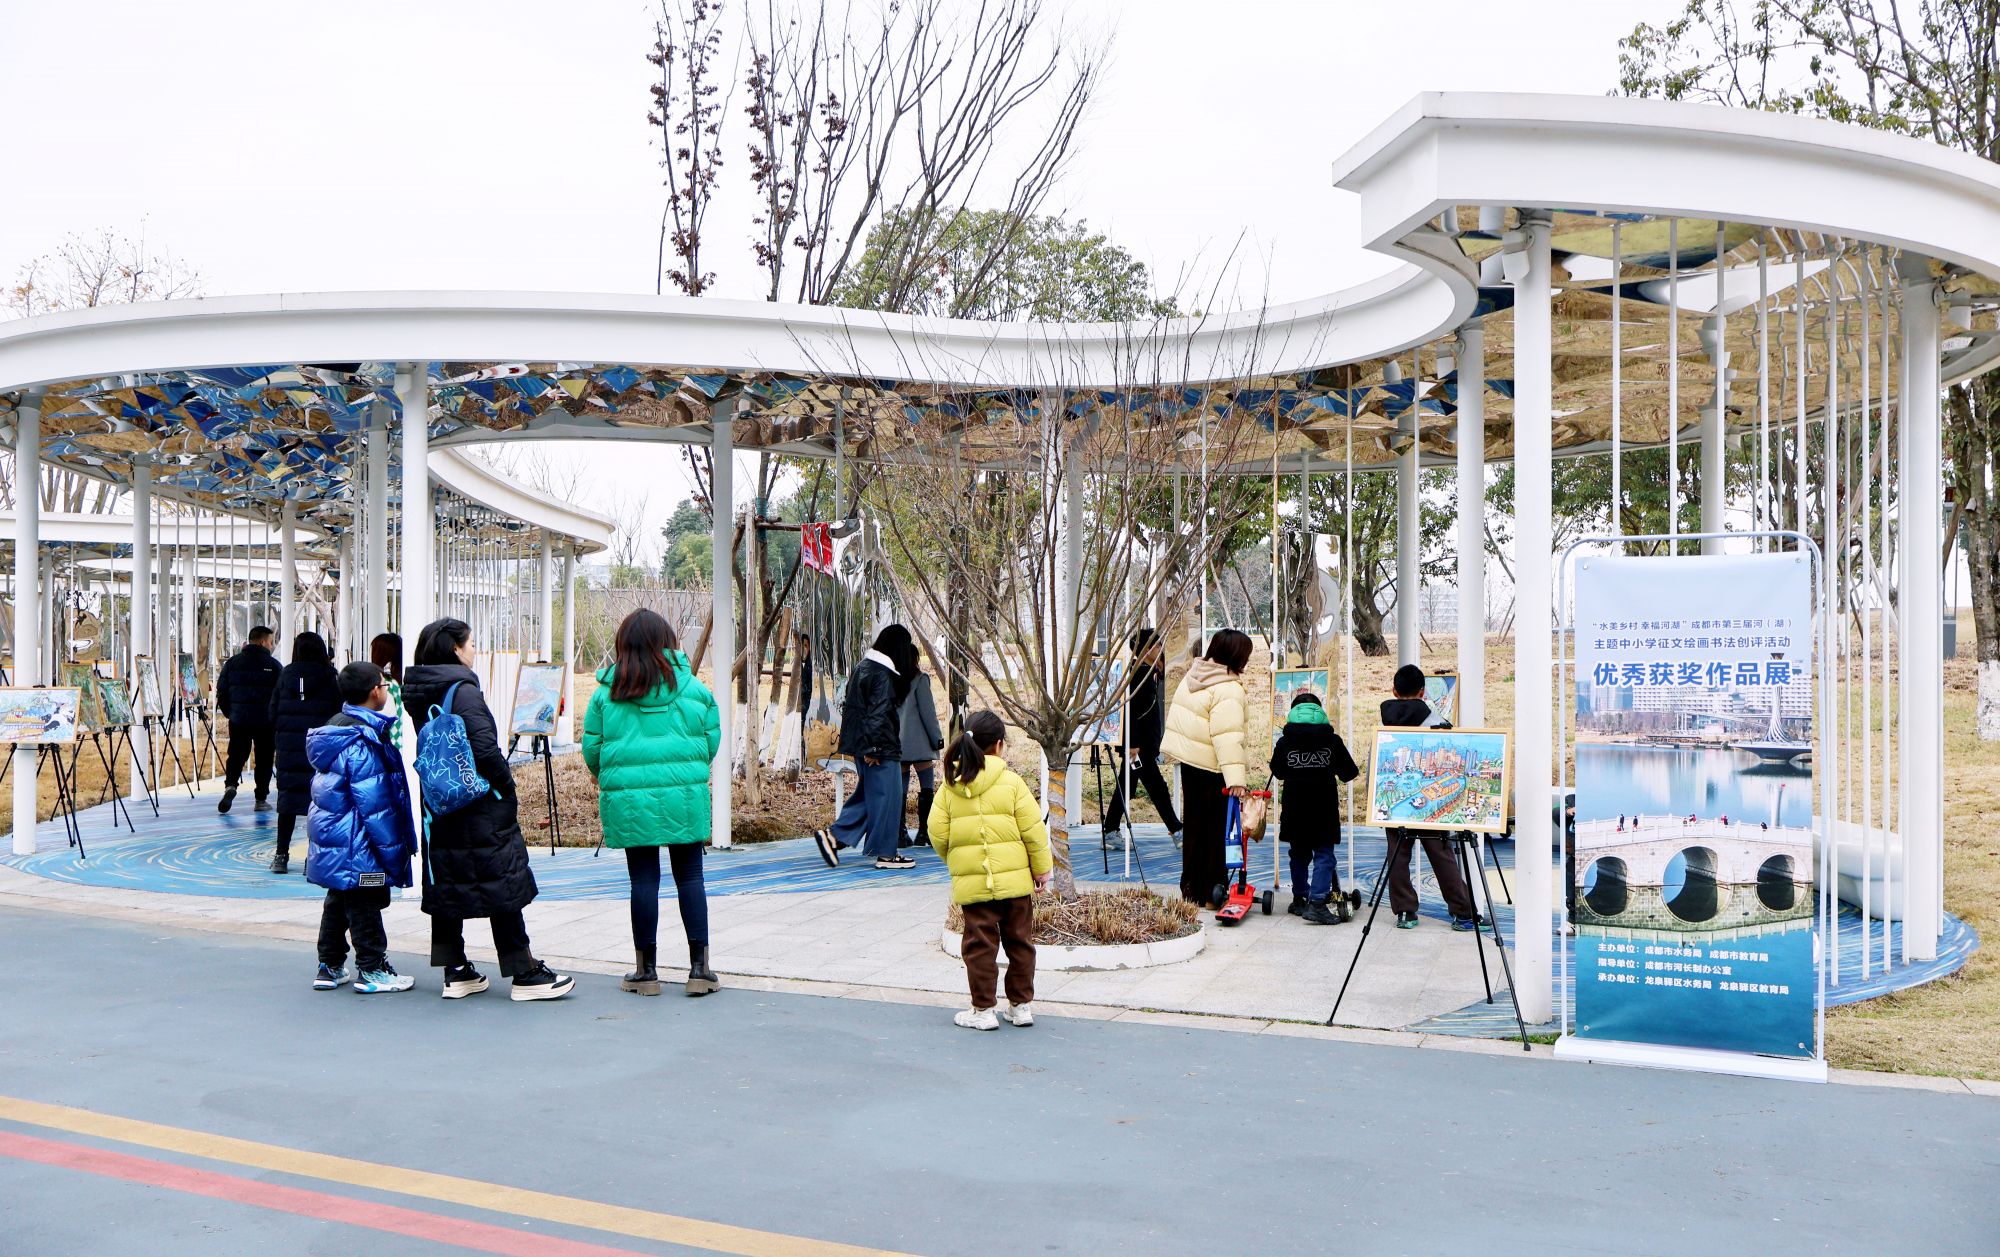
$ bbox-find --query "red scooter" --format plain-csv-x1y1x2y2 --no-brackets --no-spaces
1214,790,1272,924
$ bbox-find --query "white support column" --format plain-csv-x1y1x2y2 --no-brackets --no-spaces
12,393,41,854
537,531,554,661
365,399,390,641
1897,266,1942,962
335,532,353,663
1062,459,1085,819
1701,311,1729,555
1396,410,1421,667
130,459,153,795
1455,325,1487,726
396,365,432,642
1510,213,1556,1024
558,546,577,747
279,500,298,645
710,415,735,848
180,518,197,671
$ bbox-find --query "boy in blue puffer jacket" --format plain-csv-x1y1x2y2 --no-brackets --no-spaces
306,662,418,993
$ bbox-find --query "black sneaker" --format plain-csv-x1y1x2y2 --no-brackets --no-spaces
510,963,575,1002
441,965,489,999
313,963,350,991
1302,900,1341,926
1395,911,1420,929
1287,896,1307,917
217,787,237,814
874,854,916,870
813,828,840,868
253,795,273,813
269,851,289,875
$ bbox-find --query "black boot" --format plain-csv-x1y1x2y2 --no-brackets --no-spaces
269,847,289,875
915,786,935,844
685,942,720,997
621,945,660,996
1287,895,1307,917
1302,898,1341,925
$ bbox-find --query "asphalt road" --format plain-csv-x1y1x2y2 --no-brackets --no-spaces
0,905,1994,1256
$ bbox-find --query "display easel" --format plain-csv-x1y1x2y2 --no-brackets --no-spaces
71,729,137,832
104,720,161,818
1327,827,1527,1048
1087,743,1147,888
509,732,563,856
182,702,222,783
0,741,87,856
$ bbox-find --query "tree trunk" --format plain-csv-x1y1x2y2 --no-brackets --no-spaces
1351,585,1391,657
1951,381,2000,739
1042,742,1077,901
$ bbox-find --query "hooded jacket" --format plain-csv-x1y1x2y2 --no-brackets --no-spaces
402,662,536,918
304,705,416,892
927,757,1052,906
837,649,902,761
897,672,944,762
270,659,343,814
1157,658,1250,788
582,651,722,847
214,643,281,726
1267,701,1361,849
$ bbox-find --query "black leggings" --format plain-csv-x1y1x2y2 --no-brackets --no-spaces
275,810,301,857
627,845,709,950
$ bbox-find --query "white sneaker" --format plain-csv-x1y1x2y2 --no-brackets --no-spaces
353,968,415,994
1003,1002,1034,1027
954,1007,1000,1031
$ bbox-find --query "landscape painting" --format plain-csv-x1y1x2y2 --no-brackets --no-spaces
1366,727,1510,834
1272,668,1330,721
134,656,165,720
0,688,80,745
176,653,200,708
1423,673,1459,726
60,663,105,732
510,662,565,737
98,677,135,727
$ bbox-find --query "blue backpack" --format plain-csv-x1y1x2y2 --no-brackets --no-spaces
414,681,495,815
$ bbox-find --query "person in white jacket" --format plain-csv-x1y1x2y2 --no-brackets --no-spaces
1158,629,1253,908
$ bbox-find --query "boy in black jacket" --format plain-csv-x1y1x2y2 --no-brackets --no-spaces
1268,692,1360,924
1381,664,1479,931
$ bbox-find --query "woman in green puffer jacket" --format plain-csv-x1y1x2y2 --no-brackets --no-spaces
582,610,722,998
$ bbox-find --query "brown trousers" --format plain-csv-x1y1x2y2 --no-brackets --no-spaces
960,895,1036,1009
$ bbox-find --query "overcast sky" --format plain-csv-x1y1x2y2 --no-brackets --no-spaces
1,0,1662,566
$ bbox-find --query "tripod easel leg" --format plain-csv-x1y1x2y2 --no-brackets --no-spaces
1327,832,1411,1025
1455,835,1494,1003
1475,835,1530,1048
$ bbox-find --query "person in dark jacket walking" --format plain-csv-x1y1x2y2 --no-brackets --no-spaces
1100,628,1181,839
215,626,283,815
267,631,342,874
897,664,945,849
305,662,416,994
405,617,572,1002
582,610,723,997
1381,664,1479,931
1267,692,1360,924
813,624,916,870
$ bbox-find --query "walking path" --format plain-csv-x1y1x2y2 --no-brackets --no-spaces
1,788,1976,1036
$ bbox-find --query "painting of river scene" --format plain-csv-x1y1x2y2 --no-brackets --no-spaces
1365,727,1509,834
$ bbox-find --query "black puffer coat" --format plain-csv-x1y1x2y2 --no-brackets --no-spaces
1267,705,1360,850
836,654,901,761
403,663,536,918
1125,662,1167,757
214,644,282,727
269,660,342,814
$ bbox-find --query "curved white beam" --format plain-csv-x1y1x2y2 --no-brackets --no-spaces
428,448,615,557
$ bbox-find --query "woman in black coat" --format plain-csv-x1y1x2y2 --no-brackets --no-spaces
403,617,572,1002
1102,628,1181,838
268,632,341,875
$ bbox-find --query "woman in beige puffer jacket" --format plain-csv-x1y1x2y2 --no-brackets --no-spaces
1158,628,1254,908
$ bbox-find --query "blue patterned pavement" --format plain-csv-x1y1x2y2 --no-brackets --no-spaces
6,790,1974,1040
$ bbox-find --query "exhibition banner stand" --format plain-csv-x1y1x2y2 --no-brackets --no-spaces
1555,533,1831,1084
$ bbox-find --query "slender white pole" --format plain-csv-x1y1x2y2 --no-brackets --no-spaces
711,414,735,849
559,547,578,747
365,398,390,642
12,393,42,854
1455,324,1486,726
1896,264,1942,962
396,365,433,644
1701,222,1728,554
279,500,298,646
1396,361,1421,668
1611,222,1623,536
1062,455,1084,823
130,459,153,794
1668,218,1680,547
1757,243,1771,549
1511,214,1556,1025
537,531,554,661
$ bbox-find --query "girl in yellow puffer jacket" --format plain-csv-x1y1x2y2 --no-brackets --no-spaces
927,710,1051,1031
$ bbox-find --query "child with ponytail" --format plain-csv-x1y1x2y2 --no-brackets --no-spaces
928,710,1052,1031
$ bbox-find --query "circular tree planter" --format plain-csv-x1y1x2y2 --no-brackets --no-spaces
940,923,1206,972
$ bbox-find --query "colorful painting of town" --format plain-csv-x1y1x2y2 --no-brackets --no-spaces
1366,728,1510,834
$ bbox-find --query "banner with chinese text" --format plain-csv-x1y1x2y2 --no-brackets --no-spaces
1571,552,1817,1058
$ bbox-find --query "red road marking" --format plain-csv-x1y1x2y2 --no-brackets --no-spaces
0,1130,655,1257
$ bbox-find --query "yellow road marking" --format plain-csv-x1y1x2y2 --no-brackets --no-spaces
0,1094,920,1257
